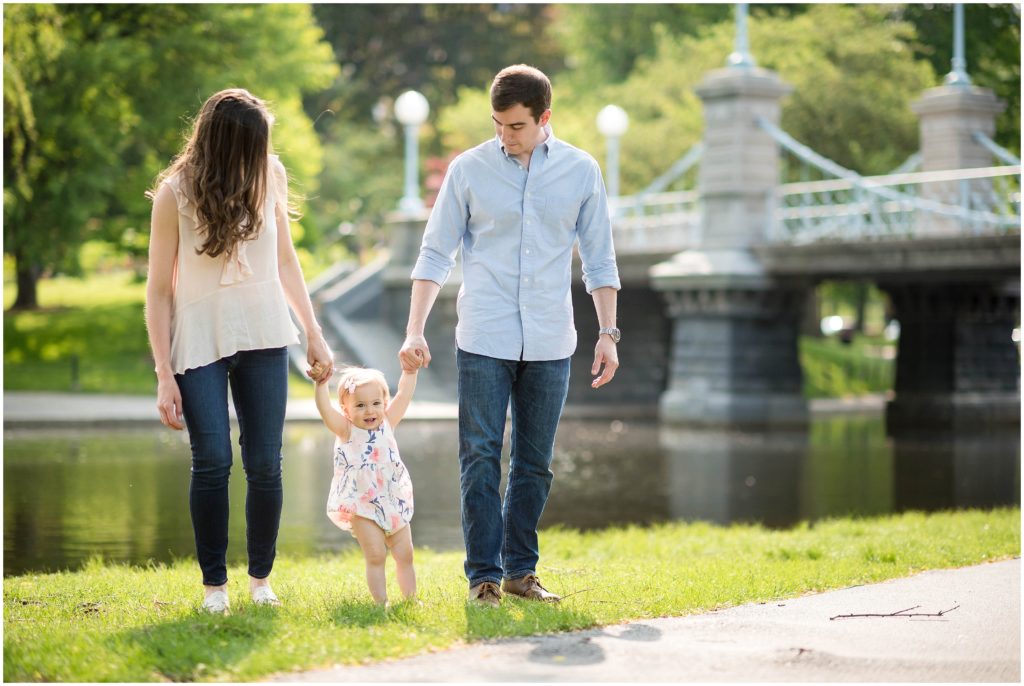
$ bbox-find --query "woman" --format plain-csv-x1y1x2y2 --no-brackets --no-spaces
145,88,333,613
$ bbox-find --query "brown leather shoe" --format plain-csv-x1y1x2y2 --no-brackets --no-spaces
501,574,561,602
468,581,502,608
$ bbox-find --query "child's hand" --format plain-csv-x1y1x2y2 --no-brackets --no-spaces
309,361,329,383
401,350,423,373
399,336,430,371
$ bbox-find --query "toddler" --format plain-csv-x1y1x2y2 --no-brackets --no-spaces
313,363,418,605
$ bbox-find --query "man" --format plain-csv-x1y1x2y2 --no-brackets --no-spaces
399,64,621,608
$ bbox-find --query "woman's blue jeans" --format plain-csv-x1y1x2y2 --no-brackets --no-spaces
456,349,571,588
175,347,288,586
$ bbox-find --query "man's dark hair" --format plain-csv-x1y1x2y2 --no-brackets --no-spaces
490,64,551,122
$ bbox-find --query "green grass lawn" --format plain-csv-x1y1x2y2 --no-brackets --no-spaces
800,334,895,399
3,272,156,394
3,508,1018,682
3,271,315,397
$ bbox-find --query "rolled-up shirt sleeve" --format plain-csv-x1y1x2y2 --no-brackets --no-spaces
576,160,621,293
411,161,468,287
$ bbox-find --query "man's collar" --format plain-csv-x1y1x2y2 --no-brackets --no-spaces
497,124,557,158
539,124,556,157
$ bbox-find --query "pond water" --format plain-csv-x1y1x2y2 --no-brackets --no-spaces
4,415,1019,577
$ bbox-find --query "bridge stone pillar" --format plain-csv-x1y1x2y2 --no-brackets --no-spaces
894,84,1018,426
881,281,1020,428
651,67,809,427
912,85,1005,172
911,85,1006,234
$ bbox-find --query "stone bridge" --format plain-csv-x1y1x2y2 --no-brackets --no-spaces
308,25,1020,431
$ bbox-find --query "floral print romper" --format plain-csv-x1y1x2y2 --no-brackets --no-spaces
326,418,414,535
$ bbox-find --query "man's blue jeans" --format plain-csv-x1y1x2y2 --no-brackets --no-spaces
175,347,289,586
456,349,571,588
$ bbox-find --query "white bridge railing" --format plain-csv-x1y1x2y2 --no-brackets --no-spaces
757,115,1021,244
610,190,700,254
771,165,1021,244
608,121,1020,252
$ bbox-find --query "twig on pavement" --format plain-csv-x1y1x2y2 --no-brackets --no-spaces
830,604,960,620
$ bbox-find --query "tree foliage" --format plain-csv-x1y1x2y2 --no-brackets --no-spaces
3,4,337,309
550,3,1018,180
304,4,566,236
313,119,405,241
441,4,937,194
5,3,1019,309
757,4,935,175
309,4,564,127
552,4,731,85
893,3,1021,154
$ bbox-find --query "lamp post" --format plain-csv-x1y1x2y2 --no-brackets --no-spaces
394,90,430,213
596,104,629,201
727,3,756,69
944,3,972,88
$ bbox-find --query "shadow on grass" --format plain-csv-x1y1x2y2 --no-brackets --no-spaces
463,597,597,641
116,605,280,681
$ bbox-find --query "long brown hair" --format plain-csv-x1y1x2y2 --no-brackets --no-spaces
150,88,273,258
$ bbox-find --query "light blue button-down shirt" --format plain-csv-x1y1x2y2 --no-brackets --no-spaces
411,126,620,362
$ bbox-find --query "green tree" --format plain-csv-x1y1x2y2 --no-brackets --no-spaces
309,4,564,126
434,22,708,198
4,5,65,308
313,119,405,242
757,4,935,175
552,3,1015,177
306,5,566,235
438,4,934,196
3,4,337,309
552,4,731,86
893,3,1020,155
570,4,934,191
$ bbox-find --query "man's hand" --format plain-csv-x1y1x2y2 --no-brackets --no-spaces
399,334,431,373
591,336,619,388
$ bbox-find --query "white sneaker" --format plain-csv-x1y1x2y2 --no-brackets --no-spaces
201,590,230,614
251,585,280,607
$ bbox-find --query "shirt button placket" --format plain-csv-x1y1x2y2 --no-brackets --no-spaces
520,181,536,359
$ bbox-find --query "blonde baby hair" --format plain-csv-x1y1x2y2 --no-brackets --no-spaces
334,366,391,405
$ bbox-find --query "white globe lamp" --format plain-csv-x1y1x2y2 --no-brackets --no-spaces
596,105,629,199
395,90,430,213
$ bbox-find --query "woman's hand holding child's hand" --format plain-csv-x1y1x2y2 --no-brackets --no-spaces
308,361,331,384
305,333,334,384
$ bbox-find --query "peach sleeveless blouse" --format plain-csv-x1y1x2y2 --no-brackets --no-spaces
164,155,299,374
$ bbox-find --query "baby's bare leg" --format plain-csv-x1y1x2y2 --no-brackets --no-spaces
387,524,416,599
351,516,389,605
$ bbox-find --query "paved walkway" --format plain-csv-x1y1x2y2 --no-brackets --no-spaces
277,559,1020,682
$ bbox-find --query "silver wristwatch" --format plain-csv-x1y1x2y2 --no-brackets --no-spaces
599,327,621,343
